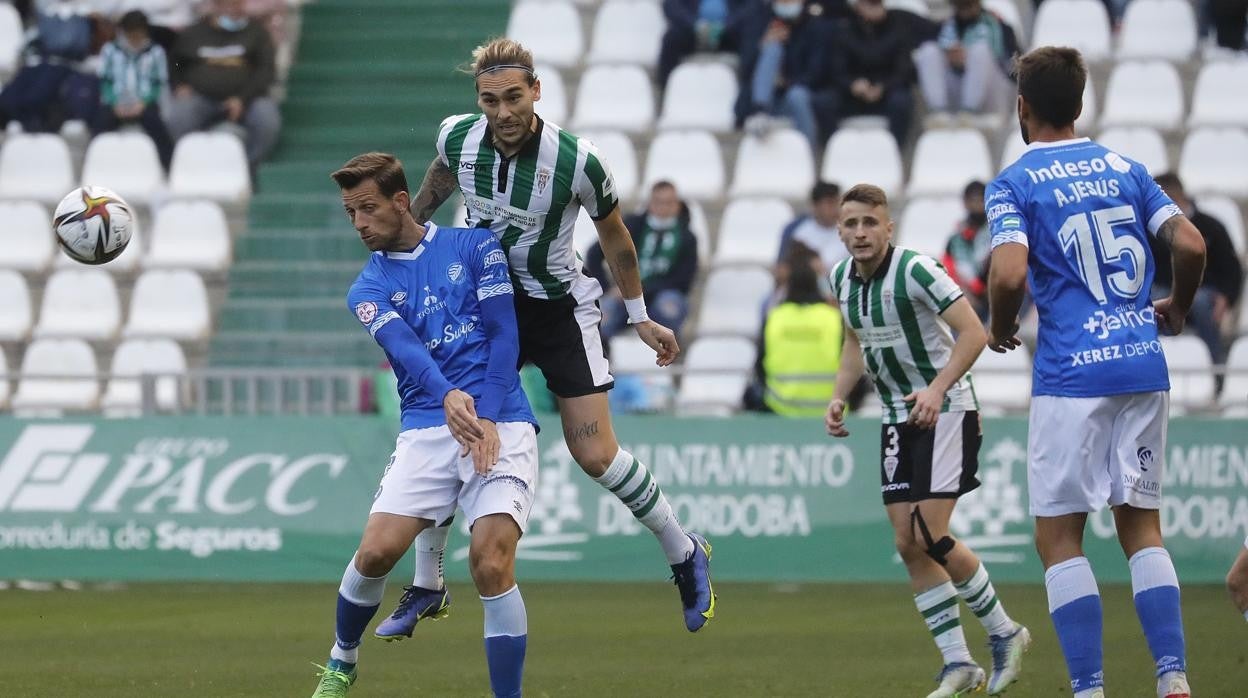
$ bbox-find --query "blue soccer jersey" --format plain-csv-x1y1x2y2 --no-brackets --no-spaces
987,137,1183,397
347,223,536,430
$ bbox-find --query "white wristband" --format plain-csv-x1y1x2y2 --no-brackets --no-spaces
623,295,649,324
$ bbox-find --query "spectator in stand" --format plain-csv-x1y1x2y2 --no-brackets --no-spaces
0,2,99,132
1209,0,1248,51
747,245,843,415
657,0,752,90
942,180,992,319
92,10,174,170
777,180,849,275
914,0,1018,126
825,0,917,145
733,0,834,150
116,0,200,52
167,0,280,169
1149,172,1244,367
585,180,700,343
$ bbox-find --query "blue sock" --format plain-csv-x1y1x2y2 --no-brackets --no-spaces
1129,547,1186,676
482,585,527,698
331,558,387,664
1046,557,1104,693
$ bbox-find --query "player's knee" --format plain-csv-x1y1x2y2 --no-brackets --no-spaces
893,529,925,562
1228,567,1248,598
911,508,955,566
469,544,513,592
568,441,616,476
354,545,401,577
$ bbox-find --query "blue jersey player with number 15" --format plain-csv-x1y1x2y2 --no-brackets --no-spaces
308,153,537,698
986,47,1207,698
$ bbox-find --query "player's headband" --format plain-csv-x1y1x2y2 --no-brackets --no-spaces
475,64,536,78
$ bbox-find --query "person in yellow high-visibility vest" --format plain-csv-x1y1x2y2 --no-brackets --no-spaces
760,246,843,416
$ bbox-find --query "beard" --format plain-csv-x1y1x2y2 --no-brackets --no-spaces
1018,115,1031,145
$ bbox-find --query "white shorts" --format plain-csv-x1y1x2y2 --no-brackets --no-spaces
1028,392,1168,517
370,422,539,532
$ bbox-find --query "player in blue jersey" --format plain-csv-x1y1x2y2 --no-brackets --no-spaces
986,47,1207,698
308,153,536,698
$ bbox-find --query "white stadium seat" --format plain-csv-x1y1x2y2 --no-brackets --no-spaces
729,128,815,200
124,269,211,340
1100,61,1184,131
145,200,232,271
101,338,187,413
533,64,568,125
999,130,1027,172
715,198,794,264
33,269,121,341
573,207,599,258
1220,338,1248,415
1097,127,1169,175
1032,0,1111,62
884,0,929,16
0,349,8,409
684,198,711,256
571,65,654,133
588,0,665,66
169,132,251,202
10,338,99,412
609,335,674,409
0,270,32,341
1196,196,1245,256
0,134,75,204
658,62,738,133
579,130,638,202
696,266,774,337
80,132,165,205
971,345,1032,414
643,130,724,201
1117,0,1197,61
0,3,22,79
1188,60,1248,128
896,197,964,258
676,336,756,415
0,201,55,271
507,1,583,69
1179,128,1248,198
821,127,903,198
1162,335,1215,412
908,129,991,197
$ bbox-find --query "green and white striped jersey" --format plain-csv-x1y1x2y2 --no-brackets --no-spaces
435,114,618,300
830,246,978,424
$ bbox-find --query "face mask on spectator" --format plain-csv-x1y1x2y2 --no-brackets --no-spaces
120,36,149,53
218,15,249,31
646,214,677,230
772,1,803,19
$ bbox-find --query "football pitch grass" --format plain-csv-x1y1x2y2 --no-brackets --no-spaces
4,582,1242,697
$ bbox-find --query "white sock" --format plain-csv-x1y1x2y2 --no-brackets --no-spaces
915,582,974,665
412,524,450,590
331,559,387,664
481,585,528,637
593,448,693,564
954,562,1017,637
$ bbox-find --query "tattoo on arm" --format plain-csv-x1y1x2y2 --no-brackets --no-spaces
612,251,638,278
1156,215,1183,246
565,420,599,445
410,157,458,224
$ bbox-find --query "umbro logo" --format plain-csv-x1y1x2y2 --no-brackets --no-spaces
391,291,407,304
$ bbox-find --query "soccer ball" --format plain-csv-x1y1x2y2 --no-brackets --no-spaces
52,185,135,265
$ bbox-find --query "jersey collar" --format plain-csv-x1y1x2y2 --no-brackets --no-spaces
383,222,437,260
1023,136,1091,152
848,245,895,283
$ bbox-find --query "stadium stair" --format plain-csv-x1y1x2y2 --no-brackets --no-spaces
209,0,508,367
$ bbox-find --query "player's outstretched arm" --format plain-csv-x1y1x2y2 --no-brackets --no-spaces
1153,214,1208,336
826,323,863,438
906,298,987,429
986,242,1027,352
593,207,680,365
410,156,459,224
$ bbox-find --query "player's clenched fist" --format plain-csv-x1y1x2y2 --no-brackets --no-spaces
825,398,849,438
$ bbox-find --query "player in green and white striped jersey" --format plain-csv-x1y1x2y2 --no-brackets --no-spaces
383,38,715,637
825,185,1030,697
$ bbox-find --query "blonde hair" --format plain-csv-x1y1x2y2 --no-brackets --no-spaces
841,183,890,210
466,37,536,85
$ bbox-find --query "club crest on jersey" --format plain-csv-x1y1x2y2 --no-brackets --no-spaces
447,262,465,284
390,291,407,304
354,301,378,324
536,167,552,194
882,290,894,310
883,456,899,482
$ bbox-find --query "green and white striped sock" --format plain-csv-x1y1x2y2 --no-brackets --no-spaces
955,563,1016,637
594,448,693,564
915,582,974,665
